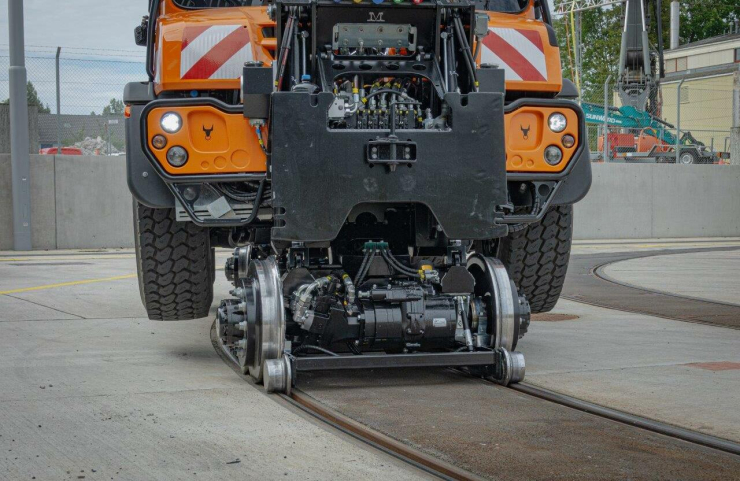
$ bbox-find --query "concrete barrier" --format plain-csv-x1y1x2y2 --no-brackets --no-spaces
0,154,57,249
573,164,740,239
1,156,739,249
54,155,134,249
1,154,133,250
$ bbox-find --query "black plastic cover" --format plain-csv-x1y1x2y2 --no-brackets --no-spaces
125,104,173,208
476,66,505,93
123,82,155,105
270,91,509,242
242,65,273,118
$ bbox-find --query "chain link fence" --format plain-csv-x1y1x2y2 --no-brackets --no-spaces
1,38,735,163
580,75,736,165
552,7,737,166
0,46,145,156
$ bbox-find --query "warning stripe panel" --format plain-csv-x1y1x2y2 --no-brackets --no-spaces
481,27,547,83
180,24,253,80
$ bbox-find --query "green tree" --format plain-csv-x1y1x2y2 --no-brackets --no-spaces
1,81,51,113
555,0,740,102
554,6,622,103
673,0,739,45
102,98,124,116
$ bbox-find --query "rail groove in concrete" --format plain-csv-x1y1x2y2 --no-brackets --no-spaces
563,246,740,329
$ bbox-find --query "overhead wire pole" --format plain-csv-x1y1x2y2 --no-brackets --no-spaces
8,0,32,251
56,47,62,154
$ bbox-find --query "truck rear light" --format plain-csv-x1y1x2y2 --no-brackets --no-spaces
548,112,567,133
152,135,167,150
544,145,563,165
161,112,182,134
166,146,189,167
561,134,575,148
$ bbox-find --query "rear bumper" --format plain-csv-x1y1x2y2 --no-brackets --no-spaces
125,83,591,229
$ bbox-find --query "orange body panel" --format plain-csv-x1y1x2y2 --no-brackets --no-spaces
478,10,562,93
504,106,578,173
154,1,561,95
154,1,275,94
146,106,266,175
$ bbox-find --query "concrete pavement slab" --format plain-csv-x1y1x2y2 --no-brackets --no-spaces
603,249,740,306
0,276,428,480
522,299,740,442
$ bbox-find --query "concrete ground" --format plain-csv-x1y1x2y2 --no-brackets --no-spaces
0,251,427,481
522,238,740,442
1,239,739,479
602,249,740,306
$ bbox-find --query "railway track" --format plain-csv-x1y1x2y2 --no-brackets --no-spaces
212,323,740,480
211,245,740,480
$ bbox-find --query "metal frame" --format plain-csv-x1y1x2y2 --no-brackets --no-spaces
289,351,497,371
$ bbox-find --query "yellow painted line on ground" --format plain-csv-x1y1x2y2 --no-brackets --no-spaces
0,274,136,295
0,255,136,262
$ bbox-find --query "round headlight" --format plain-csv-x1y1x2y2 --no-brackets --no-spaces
166,146,188,167
548,112,567,133
151,134,167,150
561,134,575,148
544,145,563,166
160,112,182,134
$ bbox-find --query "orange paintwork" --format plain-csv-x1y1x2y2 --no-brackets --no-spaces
153,0,561,94
146,105,267,175
479,10,563,93
153,0,275,94
504,106,578,173
637,128,671,153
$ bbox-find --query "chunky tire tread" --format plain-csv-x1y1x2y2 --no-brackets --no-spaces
499,205,573,314
134,201,213,320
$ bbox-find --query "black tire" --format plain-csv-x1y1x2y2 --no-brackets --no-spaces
498,205,573,314
133,200,214,320
210,248,217,285
679,150,698,164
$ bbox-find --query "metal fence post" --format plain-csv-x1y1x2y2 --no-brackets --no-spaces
56,47,62,153
675,79,684,164
8,0,32,250
603,75,612,162
731,69,740,166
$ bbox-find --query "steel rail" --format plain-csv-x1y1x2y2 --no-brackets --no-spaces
284,389,485,481
209,322,481,480
507,382,740,457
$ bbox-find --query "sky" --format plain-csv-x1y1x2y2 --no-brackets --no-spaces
0,0,147,52
0,1,148,114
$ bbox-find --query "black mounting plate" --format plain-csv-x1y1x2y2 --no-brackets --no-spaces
270,91,508,242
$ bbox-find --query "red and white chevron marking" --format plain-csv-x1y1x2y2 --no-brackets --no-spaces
180,24,253,80
480,27,547,82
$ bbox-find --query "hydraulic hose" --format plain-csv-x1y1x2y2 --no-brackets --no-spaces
381,249,421,278
453,15,479,92
293,276,331,324
353,249,371,286
292,344,339,357
242,179,266,225
275,7,298,91
354,248,377,287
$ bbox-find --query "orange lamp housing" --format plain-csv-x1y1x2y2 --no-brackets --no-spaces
504,104,580,173
145,103,267,176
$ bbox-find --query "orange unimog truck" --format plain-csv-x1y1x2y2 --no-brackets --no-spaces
125,0,590,392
